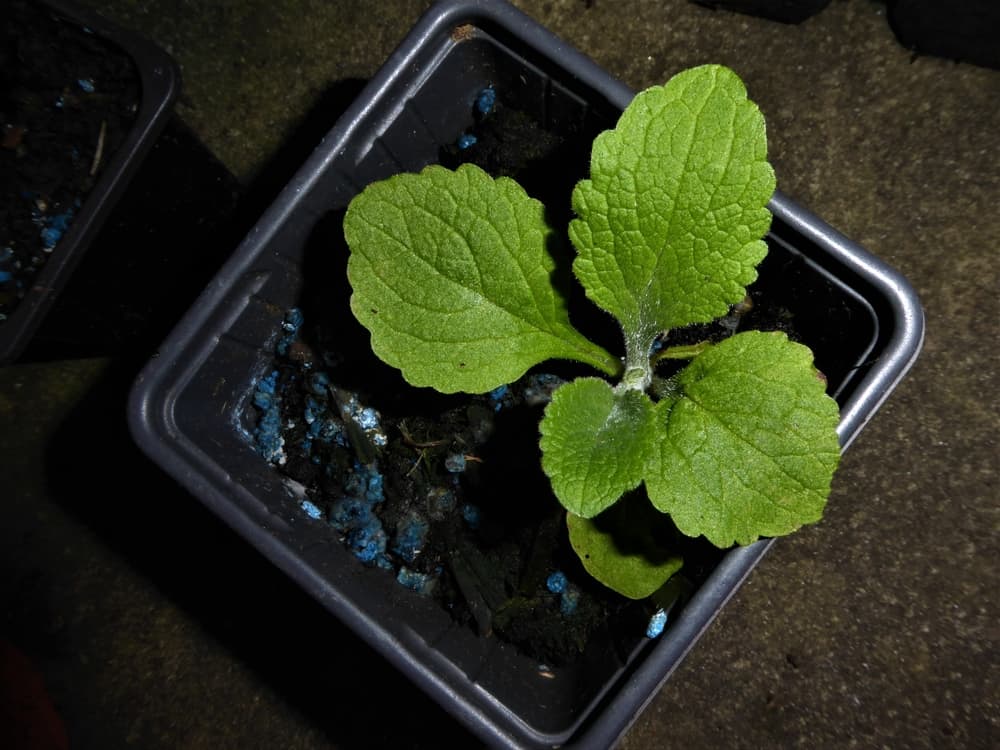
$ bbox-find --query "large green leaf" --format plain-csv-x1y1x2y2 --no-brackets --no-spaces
344,163,619,393
540,378,656,518
567,498,683,600
646,331,841,547
569,65,775,360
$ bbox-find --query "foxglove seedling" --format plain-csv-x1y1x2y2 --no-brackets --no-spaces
343,65,841,599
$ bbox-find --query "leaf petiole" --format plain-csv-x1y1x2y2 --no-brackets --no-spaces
652,340,714,364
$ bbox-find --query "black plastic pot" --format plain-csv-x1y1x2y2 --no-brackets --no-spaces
128,1,924,747
0,0,179,363
887,0,1000,70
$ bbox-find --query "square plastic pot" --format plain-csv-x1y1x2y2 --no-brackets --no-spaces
0,0,180,363
128,1,924,747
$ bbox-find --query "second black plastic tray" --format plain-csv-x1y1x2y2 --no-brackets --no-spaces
0,0,179,363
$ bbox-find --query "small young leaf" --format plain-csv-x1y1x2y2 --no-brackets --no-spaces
646,331,841,547
344,163,619,393
566,498,683,600
570,65,775,359
540,378,656,518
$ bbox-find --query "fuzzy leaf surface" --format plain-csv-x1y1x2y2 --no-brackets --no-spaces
344,164,618,393
540,378,656,518
570,65,776,354
646,331,841,547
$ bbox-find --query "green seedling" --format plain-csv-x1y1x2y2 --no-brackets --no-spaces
343,65,840,600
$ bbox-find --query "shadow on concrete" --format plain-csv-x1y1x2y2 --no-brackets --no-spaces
31,76,486,747
44,363,480,748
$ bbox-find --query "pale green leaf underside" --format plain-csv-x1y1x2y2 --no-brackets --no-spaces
540,378,655,518
344,163,617,393
570,64,776,349
646,331,841,547
567,510,683,600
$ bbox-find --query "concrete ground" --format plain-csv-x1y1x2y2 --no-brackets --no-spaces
2,0,997,747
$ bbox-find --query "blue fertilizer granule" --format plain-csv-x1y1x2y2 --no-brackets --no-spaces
39,210,74,250
396,567,435,595
475,85,496,115
303,396,323,424
357,407,379,430
523,373,565,405
300,499,322,520
392,511,428,563
343,462,384,504
347,521,387,564
646,608,668,639
282,307,304,332
308,371,331,396
461,503,481,529
253,402,285,464
445,453,466,473
559,587,579,617
488,384,509,411
328,496,373,532
546,571,568,595
276,308,304,355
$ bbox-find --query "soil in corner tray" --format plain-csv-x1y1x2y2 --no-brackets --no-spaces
1,0,139,321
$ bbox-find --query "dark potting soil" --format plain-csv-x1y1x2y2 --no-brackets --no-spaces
0,0,139,321
245,88,849,665
252,323,652,665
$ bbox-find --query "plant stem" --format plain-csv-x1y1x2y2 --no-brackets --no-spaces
575,340,624,379
619,327,657,392
652,340,713,364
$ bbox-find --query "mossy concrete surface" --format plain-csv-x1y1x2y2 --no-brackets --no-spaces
1,0,996,747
